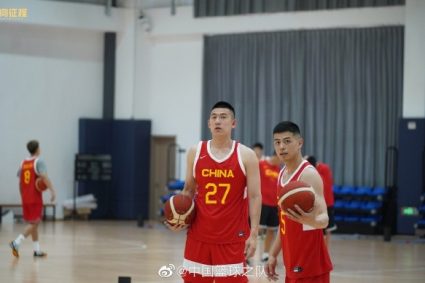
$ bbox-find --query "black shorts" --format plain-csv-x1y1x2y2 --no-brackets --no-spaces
260,204,279,229
324,206,337,233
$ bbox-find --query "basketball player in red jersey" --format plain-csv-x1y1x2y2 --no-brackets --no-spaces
167,101,261,283
265,122,332,283
305,155,336,249
10,140,56,258
258,153,281,262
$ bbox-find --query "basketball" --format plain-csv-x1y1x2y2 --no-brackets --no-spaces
164,194,195,226
278,180,315,213
35,178,48,192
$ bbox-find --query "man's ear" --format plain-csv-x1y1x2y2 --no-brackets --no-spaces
298,137,304,149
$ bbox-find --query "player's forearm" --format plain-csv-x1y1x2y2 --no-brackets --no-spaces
248,194,262,236
312,197,329,228
181,186,195,199
44,177,54,191
269,233,281,258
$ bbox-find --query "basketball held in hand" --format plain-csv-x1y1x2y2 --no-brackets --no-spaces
164,194,195,226
278,180,315,213
35,178,48,192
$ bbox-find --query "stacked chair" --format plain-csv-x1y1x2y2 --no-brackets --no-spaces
333,185,387,234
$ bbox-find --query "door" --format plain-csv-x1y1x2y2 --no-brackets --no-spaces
149,136,176,220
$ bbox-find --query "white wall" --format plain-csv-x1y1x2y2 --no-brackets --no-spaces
0,0,134,218
0,24,103,213
403,0,425,117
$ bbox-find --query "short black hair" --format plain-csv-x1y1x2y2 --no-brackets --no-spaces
273,121,301,136
252,142,263,149
306,155,317,167
27,140,39,155
211,101,235,117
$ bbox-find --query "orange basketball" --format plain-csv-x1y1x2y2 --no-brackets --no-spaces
35,178,48,192
164,194,195,226
278,180,315,213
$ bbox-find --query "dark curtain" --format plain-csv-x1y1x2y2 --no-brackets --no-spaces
201,26,404,187
195,0,405,17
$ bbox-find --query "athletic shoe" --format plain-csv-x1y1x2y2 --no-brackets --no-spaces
33,251,47,257
9,241,19,257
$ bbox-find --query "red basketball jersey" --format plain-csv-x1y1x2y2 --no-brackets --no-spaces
259,159,280,206
188,140,249,243
19,158,42,205
278,160,333,279
316,163,334,207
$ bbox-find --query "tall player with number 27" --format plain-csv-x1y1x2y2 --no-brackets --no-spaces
166,101,261,283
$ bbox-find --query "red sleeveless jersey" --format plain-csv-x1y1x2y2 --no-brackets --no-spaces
259,159,280,206
278,160,333,279
316,163,335,207
19,158,42,204
188,140,249,243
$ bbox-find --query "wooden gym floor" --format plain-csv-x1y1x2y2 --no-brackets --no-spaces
0,221,424,283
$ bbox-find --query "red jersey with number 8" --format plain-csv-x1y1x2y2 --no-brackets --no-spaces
188,140,249,244
20,158,42,205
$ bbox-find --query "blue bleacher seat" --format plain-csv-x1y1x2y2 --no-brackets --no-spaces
167,180,185,191
360,201,382,213
370,186,386,197
354,186,372,196
359,216,380,226
340,185,356,196
344,216,359,222
345,201,362,210
334,215,345,222
370,201,382,209
334,200,346,209
360,216,377,223
333,185,341,194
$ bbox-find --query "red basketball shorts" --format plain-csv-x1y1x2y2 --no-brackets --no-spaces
285,272,330,283
182,236,248,283
22,203,43,223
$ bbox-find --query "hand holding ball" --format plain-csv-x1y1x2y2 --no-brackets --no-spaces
278,181,315,213
164,194,195,227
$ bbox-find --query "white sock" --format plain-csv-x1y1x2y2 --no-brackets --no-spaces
33,241,40,252
14,234,25,246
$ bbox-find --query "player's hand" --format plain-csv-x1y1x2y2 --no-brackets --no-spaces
50,190,56,203
285,204,315,225
163,220,188,232
244,234,257,259
264,255,279,281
